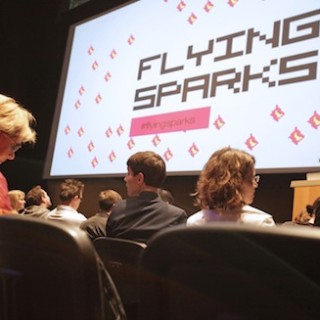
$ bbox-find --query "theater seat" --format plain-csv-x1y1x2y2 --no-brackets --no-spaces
0,215,125,320
94,237,146,320
138,224,320,320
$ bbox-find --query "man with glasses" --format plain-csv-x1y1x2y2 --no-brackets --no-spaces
0,94,36,214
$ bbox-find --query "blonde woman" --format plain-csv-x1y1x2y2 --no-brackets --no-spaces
8,189,26,214
0,94,36,214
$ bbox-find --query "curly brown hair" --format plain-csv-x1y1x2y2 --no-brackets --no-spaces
194,147,255,211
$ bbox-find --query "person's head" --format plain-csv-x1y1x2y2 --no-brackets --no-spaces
0,94,36,164
158,188,174,204
98,189,122,212
8,189,26,213
124,151,166,197
194,146,258,211
26,185,52,208
59,179,84,209
306,204,315,215
295,207,313,224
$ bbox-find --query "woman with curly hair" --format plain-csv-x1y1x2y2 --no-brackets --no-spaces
187,146,275,226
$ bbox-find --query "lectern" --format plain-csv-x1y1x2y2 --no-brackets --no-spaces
290,176,320,221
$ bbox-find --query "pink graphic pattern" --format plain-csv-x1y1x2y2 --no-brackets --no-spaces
60,0,319,172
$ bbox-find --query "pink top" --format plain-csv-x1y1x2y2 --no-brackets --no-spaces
0,172,12,214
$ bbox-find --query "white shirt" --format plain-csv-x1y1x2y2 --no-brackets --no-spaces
47,205,87,226
187,205,275,227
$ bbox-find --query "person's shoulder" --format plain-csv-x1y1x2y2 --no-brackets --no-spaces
241,205,275,226
84,213,106,222
48,207,57,215
0,172,6,181
167,203,187,215
186,210,205,226
80,216,93,229
110,199,126,212
242,205,271,216
76,212,87,221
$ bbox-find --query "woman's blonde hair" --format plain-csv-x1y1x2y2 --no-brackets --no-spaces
0,94,36,143
8,189,25,212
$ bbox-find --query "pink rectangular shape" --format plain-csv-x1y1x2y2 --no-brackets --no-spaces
130,106,211,137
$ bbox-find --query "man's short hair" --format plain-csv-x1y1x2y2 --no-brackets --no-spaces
59,179,84,202
26,185,44,206
127,151,166,188
98,189,122,211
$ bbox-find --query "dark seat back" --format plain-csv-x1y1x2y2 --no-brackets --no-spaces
0,215,123,320
94,237,146,320
139,224,320,320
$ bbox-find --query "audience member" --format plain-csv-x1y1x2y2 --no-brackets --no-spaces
106,151,187,243
8,189,26,214
295,204,315,225
311,197,320,227
306,204,316,224
24,185,52,218
187,146,275,226
0,93,36,214
282,197,319,227
80,189,122,240
47,178,87,226
158,188,174,204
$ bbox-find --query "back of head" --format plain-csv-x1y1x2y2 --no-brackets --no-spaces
158,189,174,204
0,94,36,144
26,185,44,206
195,146,255,210
8,190,25,211
98,189,122,211
306,205,314,215
59,179,84,203
127,151,166,188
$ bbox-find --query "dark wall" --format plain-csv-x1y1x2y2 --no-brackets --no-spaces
0,0,307,224
0,0,68,193
0,0,66,159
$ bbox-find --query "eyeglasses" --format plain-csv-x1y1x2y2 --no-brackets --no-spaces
253,175,260,183
1,132,22,153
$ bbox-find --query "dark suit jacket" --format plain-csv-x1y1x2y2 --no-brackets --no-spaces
106,191,187,243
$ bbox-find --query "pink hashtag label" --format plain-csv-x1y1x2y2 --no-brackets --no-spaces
130,106,211,137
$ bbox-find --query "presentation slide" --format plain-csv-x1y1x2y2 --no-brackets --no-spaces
45,0,320,177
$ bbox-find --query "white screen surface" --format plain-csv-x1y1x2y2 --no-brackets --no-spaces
45,0,320,177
